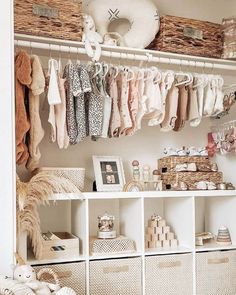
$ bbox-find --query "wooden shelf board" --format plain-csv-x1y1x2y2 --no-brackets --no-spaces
89,252,142,261
145,246,193,256
196,243,236,252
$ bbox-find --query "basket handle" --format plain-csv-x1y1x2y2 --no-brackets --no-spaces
40,271,72,280
103,265,129,274
37,267,60,287
208,257,229,265
158,261,182,268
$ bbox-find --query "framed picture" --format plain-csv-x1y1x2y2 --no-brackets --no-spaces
93,156,125,192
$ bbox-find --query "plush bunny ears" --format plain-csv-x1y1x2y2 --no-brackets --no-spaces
14,253,26,266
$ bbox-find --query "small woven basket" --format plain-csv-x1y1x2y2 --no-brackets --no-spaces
222,17,236,59
147,15,223,58
37,167,85,191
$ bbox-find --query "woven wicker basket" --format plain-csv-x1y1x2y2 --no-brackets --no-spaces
0,290,14,295
145,253,193,295
196,250,236,295
222,17,236,59
33,261,86,294
158,156,210,174
89,257,142,295
14,0,83,41
161,171,223,190
37,167,85,191
147,15,223,58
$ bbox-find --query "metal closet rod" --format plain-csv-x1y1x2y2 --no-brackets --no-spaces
14,39,236,71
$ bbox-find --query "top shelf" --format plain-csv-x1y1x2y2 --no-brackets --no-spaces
14,34,236,72
50,190,236,201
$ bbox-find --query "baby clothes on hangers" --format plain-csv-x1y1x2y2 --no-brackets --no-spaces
63,63,78,144
196,78,204,125
188,82,200,127
55,60,70,149
119,67,133,135
203,79,216,117
136,69,148,130
173,84,188,131
26,55,45,171
107,69,121,137
211,81,224,116
160,83,179,132
15,50,32,165
86,63,103,138
126,70,139,136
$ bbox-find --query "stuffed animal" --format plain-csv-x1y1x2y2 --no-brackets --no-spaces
13,254,76,295
0,275,34,295
82,13,103,61
86,0,160,49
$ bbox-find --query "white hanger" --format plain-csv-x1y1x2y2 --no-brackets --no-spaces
127,67,135,82
92,62,103,78
102,63,109,78
175,72,192,86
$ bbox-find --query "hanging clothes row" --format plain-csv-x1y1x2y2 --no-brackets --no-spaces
207,120,236,156
15,50,235,170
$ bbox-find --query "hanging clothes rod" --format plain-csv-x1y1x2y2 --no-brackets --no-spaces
14,34,236,72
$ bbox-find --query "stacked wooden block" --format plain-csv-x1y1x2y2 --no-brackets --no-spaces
145,217,178,249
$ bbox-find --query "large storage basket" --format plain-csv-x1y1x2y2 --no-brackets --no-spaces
222,17,236,59
145,253,193,295
89,257,142,295
196,250,236,295
37,167,85,191
33,261,86,294
161,171,223,190
14,0,83,41
147,15,223,58
158,156,210,174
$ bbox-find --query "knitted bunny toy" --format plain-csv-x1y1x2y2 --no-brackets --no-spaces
0,275,34,295
82,13,103,61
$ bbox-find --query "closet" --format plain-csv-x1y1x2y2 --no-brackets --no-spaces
1,0,236,294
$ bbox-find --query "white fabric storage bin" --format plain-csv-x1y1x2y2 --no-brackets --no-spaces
196,250,236,295
33,261,86,294
89,257,142,295
145,253,193,295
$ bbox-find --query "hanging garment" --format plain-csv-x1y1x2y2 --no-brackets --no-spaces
15,50,32,165
160,84,179,132
173,84,188,131
136,69,147,130
26,55,45,171
212,82,224,116
107,70,121,137
188,82,200,127
85,63,103,138
63,63,78,144
119,68,133,135
203,80,216,116
126,71,139,135
196,79,204,124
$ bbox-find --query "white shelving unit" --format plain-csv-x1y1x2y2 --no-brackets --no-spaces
19,190,236,294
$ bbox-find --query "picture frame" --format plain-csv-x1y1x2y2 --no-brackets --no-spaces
93,156,126,192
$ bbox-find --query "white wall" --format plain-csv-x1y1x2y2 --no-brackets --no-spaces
84,0,235,23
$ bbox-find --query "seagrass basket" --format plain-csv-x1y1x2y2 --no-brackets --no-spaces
161,171,223,190
222,17,236,59
147,15,223,58
33,261,86,294
36,167,85,191
145,253,193,295
158,156,210,174
196,250,236,294
89,257,142,295
14,0,83,41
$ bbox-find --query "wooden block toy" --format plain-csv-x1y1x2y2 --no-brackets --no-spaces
148,241,157,248
170,239,178,248
145,241,149,249
166,232,174,240
163,226,170,234
145,234,152,242
159,233,166,241
156,227,162,234
162,240,170,249
147,227,155,235
151,235,158,242
148,220,158,227
158,219,166,227
156,241,162,248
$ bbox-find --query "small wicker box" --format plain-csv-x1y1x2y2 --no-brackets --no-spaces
147,15,223,58
36,167,85,191
145,253,193,295
196,250,236,295
222,17,236,59
161,171,223,190
158,156,210,174
90,236,136,256
39,232,80,260
89,257,142,295
14,0,83,41
33,261,86,294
